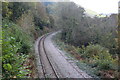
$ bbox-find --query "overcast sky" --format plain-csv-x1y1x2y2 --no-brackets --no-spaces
70,0,119,14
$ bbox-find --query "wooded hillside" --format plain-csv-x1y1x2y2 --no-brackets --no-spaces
2,2,54,78
1,2,119,78
48,2,119,78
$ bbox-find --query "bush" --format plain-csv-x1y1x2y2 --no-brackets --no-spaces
93,51,118,70
2,19,33,54
2,19,32,78
76,44,118,70
78,44,106,58
54,33,118,78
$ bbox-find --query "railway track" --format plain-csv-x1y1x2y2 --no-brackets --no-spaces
38,34,60,78
35,32,92,78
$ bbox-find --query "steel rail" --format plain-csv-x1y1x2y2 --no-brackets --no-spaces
38,33,60,78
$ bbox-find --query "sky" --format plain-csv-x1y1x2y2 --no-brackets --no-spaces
70,0,119,14
6,0,119,14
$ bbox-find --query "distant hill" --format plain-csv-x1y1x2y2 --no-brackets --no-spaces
84,8,109,18
84,8,98,17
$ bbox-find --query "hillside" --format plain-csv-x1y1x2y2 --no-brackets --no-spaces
1,2,119,79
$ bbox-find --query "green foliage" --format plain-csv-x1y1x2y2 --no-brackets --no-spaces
79,44,106,58
33,17,49,30
55,34,118,77
2,19,32,78
3,63,12,71
53,33,99,78
12,2,30,20
76,44,118,70
2,2,37,22
2,2,12,19
0,25,2,54
2,2,53,79
93,51,118,70
53,2,117,54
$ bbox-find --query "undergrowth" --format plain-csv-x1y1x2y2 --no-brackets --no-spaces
53,32,119,78
2,19,34,78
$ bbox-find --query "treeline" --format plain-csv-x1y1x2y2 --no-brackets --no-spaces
48,2,118,54
3,2,54,36
2,2,54,78
48,2,119,78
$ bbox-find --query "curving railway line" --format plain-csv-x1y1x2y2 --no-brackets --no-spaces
38,34,60,78
35,32,92,78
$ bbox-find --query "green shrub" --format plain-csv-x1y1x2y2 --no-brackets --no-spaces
54,33,118,77
2,19,32,78
93,51,118,70
75,45,85,56
2,19,33,54
76,44,118,70
79,44,106,58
